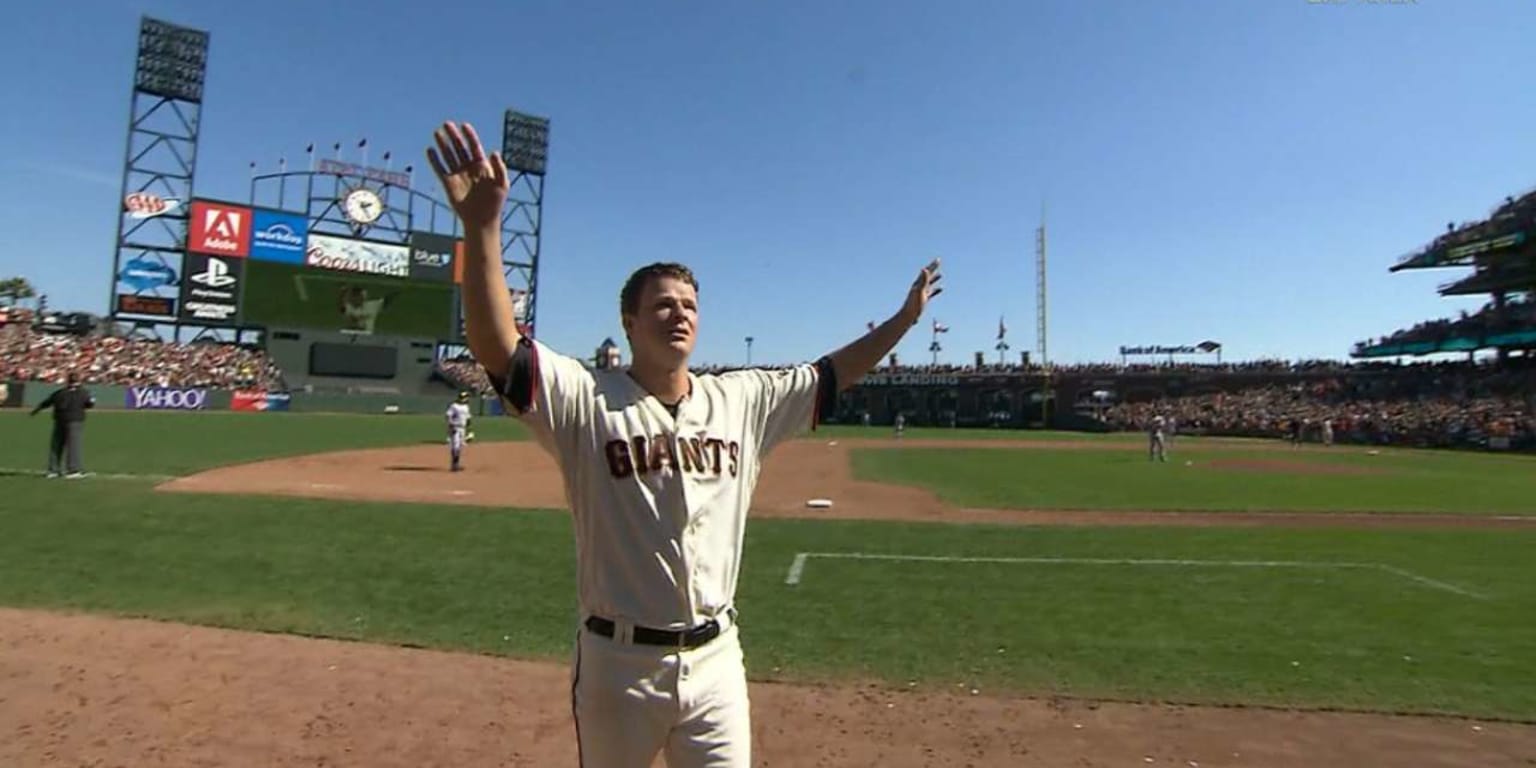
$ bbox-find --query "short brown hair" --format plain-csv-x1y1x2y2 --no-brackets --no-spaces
619,262,699,316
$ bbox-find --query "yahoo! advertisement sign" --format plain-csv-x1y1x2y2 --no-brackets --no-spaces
126,386,208,410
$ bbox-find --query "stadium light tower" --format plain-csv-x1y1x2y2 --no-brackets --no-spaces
1035,203,1047,368
501,109,549,337
1036,203,1051,427
108,16,210,333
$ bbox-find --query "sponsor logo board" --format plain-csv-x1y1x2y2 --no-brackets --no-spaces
123,192,181,219
126,386,208,410
178,253,243,323
187,200,251,257
407,232,456,282
305,233,408,278
249,209,309,264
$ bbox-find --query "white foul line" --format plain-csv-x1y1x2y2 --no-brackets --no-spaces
784,552,1487,600
0,467,173,482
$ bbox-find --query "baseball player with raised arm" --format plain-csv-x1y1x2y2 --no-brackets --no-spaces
427,121,943,768
445,391,472,472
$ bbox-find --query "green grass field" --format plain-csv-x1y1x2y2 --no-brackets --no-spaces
850,445,1536,515
2,412,1533,720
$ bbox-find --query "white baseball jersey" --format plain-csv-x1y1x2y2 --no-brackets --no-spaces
446,402,472,431
502,339,822,631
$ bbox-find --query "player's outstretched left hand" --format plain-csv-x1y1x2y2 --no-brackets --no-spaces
899,258,943,325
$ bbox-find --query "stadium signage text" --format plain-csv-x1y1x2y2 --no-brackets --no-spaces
250,209,309,264
1121,345,1199,355
254,224,304,250
857,373,961,387
305,234,409,278
1444,232,1526,262
1120,342,1221,356
126,386,208,411
318,159,410,188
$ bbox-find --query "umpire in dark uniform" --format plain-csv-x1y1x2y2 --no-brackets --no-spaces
29,372,95,478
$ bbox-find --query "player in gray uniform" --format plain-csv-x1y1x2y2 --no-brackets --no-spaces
427,121,943,768
445,391,473,471
1148,414,1168,462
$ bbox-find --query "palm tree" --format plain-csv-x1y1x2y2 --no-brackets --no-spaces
0,277,37,307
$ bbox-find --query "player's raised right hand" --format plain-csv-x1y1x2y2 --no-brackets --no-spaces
426,121,508,230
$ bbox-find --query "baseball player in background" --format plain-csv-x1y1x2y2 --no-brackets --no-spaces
445,391,472,472
1148,413,1168,462
893,411,906,439
428,121,943,768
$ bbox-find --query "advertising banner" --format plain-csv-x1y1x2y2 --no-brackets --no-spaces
123,192,181,219
231,390,291,412
178,253,244,323
114,253,180,318
1444,232,1527,263
231,390,264,411
407,232,456,282
306,233,409,278
187,200,252,258
249,209,308,264
126,386,208,410
115,294,175,318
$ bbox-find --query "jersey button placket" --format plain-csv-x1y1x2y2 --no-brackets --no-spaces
674,409,699,622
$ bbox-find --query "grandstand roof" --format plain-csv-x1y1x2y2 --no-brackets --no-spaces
1391,228,1528,272
1438,266,1536,296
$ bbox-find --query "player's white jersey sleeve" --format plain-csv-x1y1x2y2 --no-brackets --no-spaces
727,363,822,456
493,338,597,456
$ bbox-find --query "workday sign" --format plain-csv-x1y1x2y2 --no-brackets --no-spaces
126,386,209,411
250,209,308,264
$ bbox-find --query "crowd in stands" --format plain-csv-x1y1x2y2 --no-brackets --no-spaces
0,322,284,390
435,351,1528,393
1355,300,1536,353
1102,360,1536,450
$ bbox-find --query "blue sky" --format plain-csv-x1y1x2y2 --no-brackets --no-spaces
3,0,1533,367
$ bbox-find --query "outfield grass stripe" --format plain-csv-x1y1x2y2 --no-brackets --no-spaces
784,551,1488,599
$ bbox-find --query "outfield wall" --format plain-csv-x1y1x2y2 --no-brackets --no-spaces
2,380,497,417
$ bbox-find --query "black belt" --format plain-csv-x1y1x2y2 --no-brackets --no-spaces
584,612,730,649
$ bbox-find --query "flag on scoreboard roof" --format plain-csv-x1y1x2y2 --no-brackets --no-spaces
997,316,1007,340
933,319,949,333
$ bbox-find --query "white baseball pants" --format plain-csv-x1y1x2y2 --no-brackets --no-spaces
571,620,750,768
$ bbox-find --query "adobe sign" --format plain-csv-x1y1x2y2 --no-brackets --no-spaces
187,200,252,257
